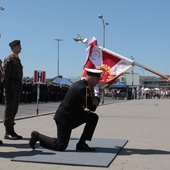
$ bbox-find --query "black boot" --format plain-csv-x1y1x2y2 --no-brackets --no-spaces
29,131,39,149
76,142,95,151
30,132,61,151
4,126,23,140
0,140,3,145
76,139,95,151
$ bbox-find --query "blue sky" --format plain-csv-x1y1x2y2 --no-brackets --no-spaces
0,0,170,78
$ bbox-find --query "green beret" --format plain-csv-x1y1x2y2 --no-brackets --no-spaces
9,40,20,47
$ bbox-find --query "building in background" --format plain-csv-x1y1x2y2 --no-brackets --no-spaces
120,72,170,89
68,73,170,90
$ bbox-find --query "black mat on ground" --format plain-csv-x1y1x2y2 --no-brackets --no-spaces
12,138,128,167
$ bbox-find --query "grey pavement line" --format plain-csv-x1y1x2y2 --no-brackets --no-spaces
0,112,55,124
0,99,125,124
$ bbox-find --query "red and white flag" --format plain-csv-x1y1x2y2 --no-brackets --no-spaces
82,37,133,88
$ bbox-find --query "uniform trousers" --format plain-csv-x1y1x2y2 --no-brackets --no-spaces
38,112,99,151
4,88,21,127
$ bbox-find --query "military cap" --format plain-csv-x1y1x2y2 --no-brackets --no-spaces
9,40,20,47
85,68,102,78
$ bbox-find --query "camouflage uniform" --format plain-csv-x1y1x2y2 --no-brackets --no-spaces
2,53,23,139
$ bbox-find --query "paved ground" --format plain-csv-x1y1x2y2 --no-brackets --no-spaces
0,98,120,121
0,98,170,170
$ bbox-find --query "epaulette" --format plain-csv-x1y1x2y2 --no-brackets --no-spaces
4,55,13,63
5,57,11,63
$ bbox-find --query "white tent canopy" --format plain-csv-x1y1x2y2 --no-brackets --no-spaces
53,78,73,86
154,88,160,90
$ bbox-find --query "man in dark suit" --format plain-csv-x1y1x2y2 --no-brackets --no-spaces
29,68,102,151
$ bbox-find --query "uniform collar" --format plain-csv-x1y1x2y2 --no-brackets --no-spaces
12,53,19,58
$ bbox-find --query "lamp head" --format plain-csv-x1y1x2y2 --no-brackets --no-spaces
55,39,62,41
73,34,88,44
0,6,5,10
98,15,103,19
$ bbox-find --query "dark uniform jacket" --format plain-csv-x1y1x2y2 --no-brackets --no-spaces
54,79,100,128
2,54,23,94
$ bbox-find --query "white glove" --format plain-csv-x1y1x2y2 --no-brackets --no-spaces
94,85,100,98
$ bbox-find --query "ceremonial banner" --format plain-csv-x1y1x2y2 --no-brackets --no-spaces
82,37,133,88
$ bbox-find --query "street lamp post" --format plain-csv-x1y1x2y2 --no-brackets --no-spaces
140,68,145,87
131,56,135,99
98,15,109,104
131,56,134,87
55,38,62,77
0,6,5,38
98,15,109,48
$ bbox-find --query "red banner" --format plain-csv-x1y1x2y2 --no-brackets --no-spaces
82,38,133,88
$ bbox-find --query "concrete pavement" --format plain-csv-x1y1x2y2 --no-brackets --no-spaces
0,98,116,121
0,99,170,170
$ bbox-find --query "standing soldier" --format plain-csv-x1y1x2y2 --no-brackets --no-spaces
1,40,23,140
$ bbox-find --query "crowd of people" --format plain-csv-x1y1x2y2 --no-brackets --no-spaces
0,80,70,105
140,88,170,99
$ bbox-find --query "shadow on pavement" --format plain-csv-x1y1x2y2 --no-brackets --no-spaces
120,147,170,155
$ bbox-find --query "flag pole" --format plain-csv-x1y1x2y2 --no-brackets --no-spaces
97,46,169,79
97,46,133,63
97,46,169,80
134,61,169,80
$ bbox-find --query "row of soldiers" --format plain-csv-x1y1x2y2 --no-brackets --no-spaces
0,80,70,105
